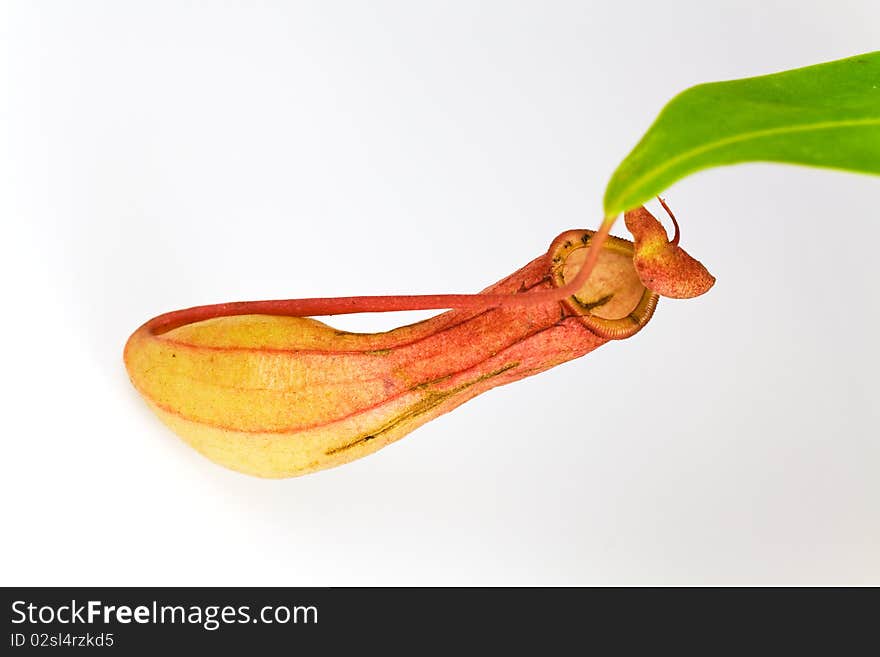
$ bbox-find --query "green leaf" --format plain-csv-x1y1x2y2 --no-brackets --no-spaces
604,51,880,217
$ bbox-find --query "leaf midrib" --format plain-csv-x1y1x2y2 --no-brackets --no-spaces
608,116,880,213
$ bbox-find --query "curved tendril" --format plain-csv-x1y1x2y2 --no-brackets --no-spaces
146,216,618,335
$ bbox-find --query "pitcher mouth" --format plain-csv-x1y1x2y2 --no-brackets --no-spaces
549,229,658,340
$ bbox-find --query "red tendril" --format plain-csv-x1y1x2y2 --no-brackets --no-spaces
145,217,619,335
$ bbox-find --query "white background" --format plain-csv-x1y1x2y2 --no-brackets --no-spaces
2,1,878,585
